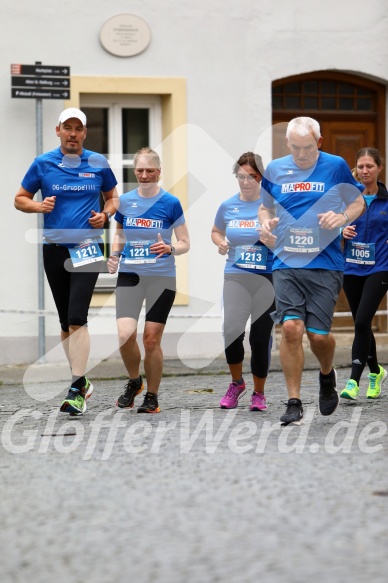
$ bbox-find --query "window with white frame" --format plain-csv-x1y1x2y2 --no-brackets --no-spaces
81,95,162,290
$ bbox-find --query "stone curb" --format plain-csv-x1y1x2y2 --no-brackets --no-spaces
1,346,387,386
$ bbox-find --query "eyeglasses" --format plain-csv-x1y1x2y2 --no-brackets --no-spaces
236,173,259,182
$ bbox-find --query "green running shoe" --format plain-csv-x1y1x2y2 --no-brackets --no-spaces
60,378,94,416
367,366,387,399
340,379,359,401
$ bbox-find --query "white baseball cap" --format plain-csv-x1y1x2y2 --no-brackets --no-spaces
58,108,87,126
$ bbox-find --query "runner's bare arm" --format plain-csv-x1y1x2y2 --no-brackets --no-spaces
14,186,56,213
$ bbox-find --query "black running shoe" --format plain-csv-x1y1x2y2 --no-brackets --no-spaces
319,369,339,416
280,398,304,426
137,392,160,414
117,376,144,409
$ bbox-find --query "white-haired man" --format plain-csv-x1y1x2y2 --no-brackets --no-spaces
259,116,365,425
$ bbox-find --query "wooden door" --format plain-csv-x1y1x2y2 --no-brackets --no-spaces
320,121,375,170
272,120,376,170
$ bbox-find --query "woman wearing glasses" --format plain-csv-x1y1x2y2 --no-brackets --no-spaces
211,152,275,411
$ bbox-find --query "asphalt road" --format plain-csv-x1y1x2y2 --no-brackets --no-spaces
1,366,388,583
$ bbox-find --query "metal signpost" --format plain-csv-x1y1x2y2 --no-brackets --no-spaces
11,62,71,362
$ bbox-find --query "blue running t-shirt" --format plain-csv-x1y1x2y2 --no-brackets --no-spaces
214,193,273,274
261,151,363,270
21,147,117,247
115,188,185,276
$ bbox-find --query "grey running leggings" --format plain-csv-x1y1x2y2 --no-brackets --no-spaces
223,272,275,378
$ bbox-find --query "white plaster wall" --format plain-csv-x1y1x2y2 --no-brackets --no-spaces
1,0,387,363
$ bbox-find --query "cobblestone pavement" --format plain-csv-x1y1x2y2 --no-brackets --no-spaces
1,365,388,583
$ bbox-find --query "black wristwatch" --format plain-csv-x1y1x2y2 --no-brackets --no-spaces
111,250,121,258
169,245,175,255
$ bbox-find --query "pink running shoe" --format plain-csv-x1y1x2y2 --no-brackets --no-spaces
250,392,267,411
219,380,246,409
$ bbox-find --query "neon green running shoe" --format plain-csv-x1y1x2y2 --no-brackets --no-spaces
340,379,359,400
367,366,387,399
60,378,94,416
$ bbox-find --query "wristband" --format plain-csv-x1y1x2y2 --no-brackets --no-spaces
111,250,121,258
341,212,349,223
103,211,112,221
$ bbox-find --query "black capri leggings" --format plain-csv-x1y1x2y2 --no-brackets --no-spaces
116,273,176,324
343,271,388,375
223,272,275,378
43,243,103,332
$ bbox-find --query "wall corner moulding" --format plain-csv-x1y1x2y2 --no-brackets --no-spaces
100,14,151,57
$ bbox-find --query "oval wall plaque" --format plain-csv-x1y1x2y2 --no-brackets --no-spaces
100,14,151,57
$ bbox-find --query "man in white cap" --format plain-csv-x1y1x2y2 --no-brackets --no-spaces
15,107,119,416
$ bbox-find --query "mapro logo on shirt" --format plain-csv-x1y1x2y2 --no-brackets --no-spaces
125,217,164,228
281,182,325,193
228,219,259,228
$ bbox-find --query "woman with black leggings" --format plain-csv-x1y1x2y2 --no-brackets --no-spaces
340,148,388,400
